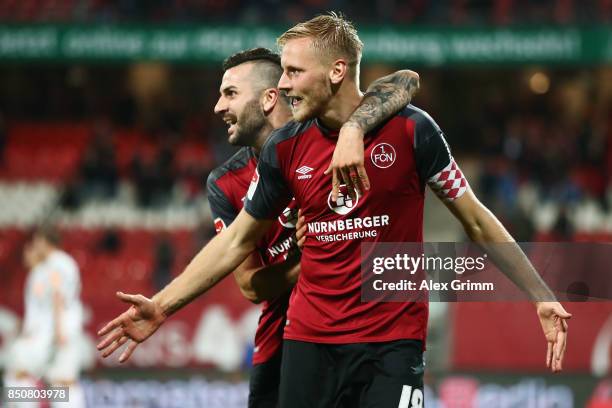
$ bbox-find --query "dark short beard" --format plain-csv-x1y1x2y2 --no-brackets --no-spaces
230,99,267,147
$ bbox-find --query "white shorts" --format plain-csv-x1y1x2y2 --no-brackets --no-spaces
5,336,53,378
45,340,83,383
6,335,83,383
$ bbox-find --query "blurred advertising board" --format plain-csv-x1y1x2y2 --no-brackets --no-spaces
0,25,610,65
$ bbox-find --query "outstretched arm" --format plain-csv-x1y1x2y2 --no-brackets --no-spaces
441,187,571,373
97,210,273,362
412,110,571,373
328,70,420,200
153,211,272,315
444,188,556,298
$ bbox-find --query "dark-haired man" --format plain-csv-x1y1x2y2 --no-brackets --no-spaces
208,48,298,408
97,46,420,407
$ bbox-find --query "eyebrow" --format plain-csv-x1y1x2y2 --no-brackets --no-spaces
220,85,237,94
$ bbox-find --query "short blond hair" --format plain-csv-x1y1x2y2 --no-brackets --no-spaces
277,12,363,79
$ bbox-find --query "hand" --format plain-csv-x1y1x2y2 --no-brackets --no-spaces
324,123,369,202
536,302,571,373
296,209,307,250
97,291,167,363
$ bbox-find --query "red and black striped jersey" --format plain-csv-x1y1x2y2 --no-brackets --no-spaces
244,104,467,344
206,146,298,365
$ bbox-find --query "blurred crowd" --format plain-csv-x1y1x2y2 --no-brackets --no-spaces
0,63,611,239
0,0,610,25
475,90,610,240
420,68,612,241
60,123,213,210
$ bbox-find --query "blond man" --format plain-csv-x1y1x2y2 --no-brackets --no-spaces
99,14,570,408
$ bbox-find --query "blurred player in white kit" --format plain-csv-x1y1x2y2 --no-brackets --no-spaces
3,227,86,407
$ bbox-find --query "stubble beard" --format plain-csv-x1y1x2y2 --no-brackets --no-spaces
292,82,332,123
229,98,267,147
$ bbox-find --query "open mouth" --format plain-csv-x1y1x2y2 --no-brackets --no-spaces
289,96,303,109
224,116,237,135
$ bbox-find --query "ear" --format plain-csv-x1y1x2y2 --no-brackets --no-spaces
261,88,279,114
329,59,348,85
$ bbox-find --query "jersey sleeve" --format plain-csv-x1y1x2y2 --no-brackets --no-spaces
413,110,468,202
244,132,293,219
206,173,239,233
49,254,80,301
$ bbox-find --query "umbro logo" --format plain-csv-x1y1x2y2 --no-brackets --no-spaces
296,165,314,180
296,165,313,175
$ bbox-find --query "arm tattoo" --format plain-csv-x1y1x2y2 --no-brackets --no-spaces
161,275,221,316
165,298,188,316
347,70,420,133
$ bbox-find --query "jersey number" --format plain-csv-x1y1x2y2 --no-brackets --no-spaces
398,385,423,408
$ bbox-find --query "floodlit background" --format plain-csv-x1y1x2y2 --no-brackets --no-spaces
0,1,611,407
